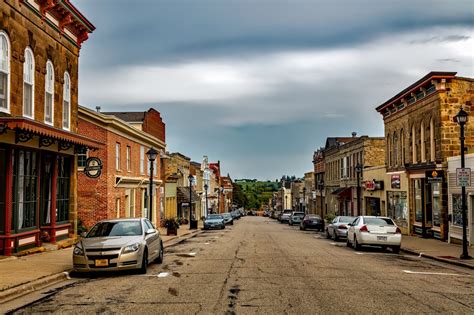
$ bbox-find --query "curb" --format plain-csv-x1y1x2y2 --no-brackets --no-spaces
0,271,70,304
401,248,474,270
164,229,204,247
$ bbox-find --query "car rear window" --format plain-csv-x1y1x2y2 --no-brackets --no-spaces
339,216,355,223
363,217,394,226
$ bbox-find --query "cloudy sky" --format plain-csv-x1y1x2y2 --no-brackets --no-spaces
74,0,474,180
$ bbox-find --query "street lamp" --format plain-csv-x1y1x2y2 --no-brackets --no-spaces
204,183,209,218
355,163,363,216
146,147,158,223
455,107,470,259
318,180,325,216
285,195,288,210
217,185,224,213
302,187,306,214
188,174,194,228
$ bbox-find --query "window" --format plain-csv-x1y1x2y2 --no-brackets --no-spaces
393,132,398,166
116,198,121,218
400,129,405,165
420,121,426,162
140,146,145,174
387,191,408,227
153,160,157,176
126,145,131,171
115,143,121,170
56,156,71,223
77,150,87,169
0,147,6,233
44,61,54,125
62,72,71,130
411,125,416,164
23,47,34,118
452,194,463,227
0,32,10,113
430,118,435,162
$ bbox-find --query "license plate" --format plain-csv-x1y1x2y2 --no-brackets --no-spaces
377,236,387,241
95,259,109,267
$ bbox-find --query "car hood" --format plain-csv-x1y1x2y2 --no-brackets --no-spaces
80,236,143,249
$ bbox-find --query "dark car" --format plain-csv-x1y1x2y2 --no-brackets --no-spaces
300,214,324,231
203,214,226,230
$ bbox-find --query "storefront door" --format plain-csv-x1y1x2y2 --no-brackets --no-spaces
366,197,381,216
40,154,54,226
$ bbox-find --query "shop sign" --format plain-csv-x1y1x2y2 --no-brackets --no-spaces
426,170,444,184
456,168,471,187
365,180,383,191
391,175,401,189
84,157,103,178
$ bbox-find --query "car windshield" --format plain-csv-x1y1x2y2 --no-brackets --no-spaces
224,213,231,218
87,221,143,237
339,216,355,223
208,215,223,220
364,217,394,226
307,215,320,219
293,212,304,217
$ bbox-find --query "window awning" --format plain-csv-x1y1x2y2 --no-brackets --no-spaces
0,117,103,150
332,187,352,198
177,186,200,204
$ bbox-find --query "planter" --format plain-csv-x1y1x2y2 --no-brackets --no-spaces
167,227,178,236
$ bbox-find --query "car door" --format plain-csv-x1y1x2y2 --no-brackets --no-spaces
144,219,159,260
348,217,359,242
331,217,338,236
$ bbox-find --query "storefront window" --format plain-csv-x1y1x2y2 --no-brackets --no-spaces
387,191,408,227
0,147,6,233
452,194,463,227
56,156,71,223
365,197,380,216
40,155,54,225
12,149,38,231
432,183,441,227
414,179,423,222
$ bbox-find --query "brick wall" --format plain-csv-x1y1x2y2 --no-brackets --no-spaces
143,109,166,143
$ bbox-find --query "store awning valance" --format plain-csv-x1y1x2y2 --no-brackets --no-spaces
177,186,200,204
332,187,352,198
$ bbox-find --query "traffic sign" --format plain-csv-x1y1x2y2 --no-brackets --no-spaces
456,168,471,187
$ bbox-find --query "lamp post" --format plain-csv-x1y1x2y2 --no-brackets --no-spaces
319,180,325,216
303,187,306,214
355,164,362,216
188,174,193,228
455,107,471,259
204,183,209,218
285,195,288,210
146,147,158,223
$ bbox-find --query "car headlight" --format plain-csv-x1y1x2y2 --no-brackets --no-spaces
122,243,141,254
73,245,84,256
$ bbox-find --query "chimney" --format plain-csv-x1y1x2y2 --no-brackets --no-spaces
352,131,357,137
96,106,101,112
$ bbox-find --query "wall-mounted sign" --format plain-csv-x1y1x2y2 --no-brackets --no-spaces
365,180,384,191
456,168,471,187
426,170,444,184
391,175,401,189
84,157,103,178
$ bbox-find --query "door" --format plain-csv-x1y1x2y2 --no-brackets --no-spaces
39,154,54,226
144,219,159,260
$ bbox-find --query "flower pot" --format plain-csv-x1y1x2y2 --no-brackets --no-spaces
167,227,178,236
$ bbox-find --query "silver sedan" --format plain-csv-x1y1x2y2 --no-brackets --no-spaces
325,216,355,241
73,218,163,273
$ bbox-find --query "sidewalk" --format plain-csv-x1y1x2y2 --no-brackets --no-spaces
0,224,203,303
401,235,474,269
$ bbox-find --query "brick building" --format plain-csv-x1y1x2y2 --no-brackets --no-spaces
313,148,326,217
376,71,474,240
77,106,166,229
0,0,97,255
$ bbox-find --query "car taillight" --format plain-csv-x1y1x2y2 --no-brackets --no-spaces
396,227,402,234
339,225,347,229
359,225,368,232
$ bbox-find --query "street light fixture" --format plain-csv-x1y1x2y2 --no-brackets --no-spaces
355,163,363,216
455,107,471,259
285,195,288,210
318,180,325,216
146,147,158,223
204,183,209,218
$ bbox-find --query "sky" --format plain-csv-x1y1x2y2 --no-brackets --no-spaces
74,0,474,180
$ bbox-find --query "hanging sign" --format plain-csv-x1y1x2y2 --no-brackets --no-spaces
426,170,444,184
84,157,103,178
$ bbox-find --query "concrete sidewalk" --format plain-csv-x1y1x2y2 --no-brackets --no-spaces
401,235,474,269
0,224,203,303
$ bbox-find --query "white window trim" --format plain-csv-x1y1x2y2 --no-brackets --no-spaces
44,60,54,126
140,146,145,174
62,71,71,131
0,31,11,114
115,142,121,171
23,47,35,119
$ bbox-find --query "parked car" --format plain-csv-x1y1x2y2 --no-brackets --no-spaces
272,211,281,220
280,210,293,223
222,212,234,225
300,214,324,231
203,214,226,230
346,216,402,253
289,212,305,225
230,210,241,220
325,216,355,240
73,218,163,274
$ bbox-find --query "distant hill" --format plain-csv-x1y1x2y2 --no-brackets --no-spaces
233,180,281,210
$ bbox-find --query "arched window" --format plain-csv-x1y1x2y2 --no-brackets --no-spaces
420,121,426,162
387,132,392,167
412,124,416,164
23,47,35,118
393,132,398,166
0,31,10,113
44,61,54,125
430,118,435,162
400,129,405,166
62,72,70,130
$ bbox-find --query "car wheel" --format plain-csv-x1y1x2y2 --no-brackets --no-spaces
156,243,164,264
139,249,148,274
332,232,338,241
326,229,331,239
221,225,225,229
346,237,351,247
299,225,303,230
381,245,387,251
392,246,401,254
353,236,361,250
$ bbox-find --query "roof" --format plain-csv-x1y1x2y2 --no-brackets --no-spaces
325,137,357,150
102,112,146,123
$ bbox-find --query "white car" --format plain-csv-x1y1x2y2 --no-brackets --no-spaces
346,216,402,253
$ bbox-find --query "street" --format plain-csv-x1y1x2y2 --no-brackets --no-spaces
14,216,474,314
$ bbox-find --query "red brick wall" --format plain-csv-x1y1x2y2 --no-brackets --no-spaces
78,117,162,229
143,109,165,142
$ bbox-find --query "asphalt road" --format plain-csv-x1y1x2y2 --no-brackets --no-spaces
14,216,474,314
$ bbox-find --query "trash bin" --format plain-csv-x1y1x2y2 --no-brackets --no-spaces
190,220,198,229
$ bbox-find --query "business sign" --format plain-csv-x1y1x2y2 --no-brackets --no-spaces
365,180,384,191
456,168,471,187
426,170,444,184
84,157,103,178
391,175,401,189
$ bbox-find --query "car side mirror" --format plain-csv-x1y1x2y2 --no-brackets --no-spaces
146,228,156,235
80,231,87,238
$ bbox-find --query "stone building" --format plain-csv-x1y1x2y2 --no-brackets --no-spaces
77,106,166,229
0,0,97,255
304,171,316,214
376,71,474,241
313,148,325,217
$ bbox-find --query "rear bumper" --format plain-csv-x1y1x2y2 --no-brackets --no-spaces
335,229,348,237
358,233,402,246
